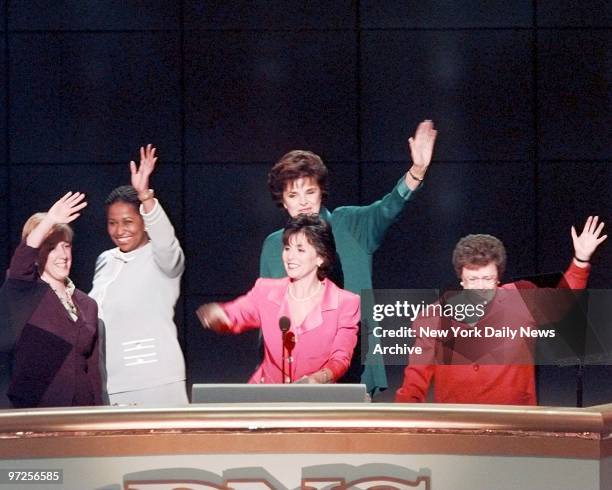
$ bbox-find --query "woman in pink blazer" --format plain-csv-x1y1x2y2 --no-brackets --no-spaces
197,215,360,384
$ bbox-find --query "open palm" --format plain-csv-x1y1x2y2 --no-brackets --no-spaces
130,144,157,193
572,216,607,261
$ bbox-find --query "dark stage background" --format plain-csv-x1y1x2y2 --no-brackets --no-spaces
0,1,610,405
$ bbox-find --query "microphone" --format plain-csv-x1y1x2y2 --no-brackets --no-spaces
284,331,296,353
279,316,291,333
278,316,291,383
284,332,296,383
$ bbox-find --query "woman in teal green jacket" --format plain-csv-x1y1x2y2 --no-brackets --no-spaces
259,120,438,395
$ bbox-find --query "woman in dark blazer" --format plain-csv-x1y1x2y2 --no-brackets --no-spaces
2,192,105,408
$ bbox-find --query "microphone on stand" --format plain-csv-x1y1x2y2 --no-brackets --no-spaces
284,332,296,383
279,316,291,384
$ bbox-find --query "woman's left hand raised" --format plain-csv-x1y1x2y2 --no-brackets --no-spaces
47,191,88,225
408,119,437,178
572,215,607,263
130,144,157,194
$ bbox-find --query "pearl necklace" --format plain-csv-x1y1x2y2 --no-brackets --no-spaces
288,281,323,302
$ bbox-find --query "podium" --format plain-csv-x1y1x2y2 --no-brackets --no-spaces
0,402,611,489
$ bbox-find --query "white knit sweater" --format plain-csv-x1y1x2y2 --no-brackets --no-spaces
90,199,186,394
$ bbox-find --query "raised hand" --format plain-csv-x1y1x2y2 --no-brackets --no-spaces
408,119,437,179
130,144,157,194
571,216,607,263
26,192,87,248
196,303,231,333
47,191,87,225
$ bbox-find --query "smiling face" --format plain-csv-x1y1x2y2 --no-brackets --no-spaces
281,177,322,218
42,240,72,285
107,201,148,252
282,231,323,281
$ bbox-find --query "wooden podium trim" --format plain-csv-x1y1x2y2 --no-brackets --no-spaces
0,403,611,459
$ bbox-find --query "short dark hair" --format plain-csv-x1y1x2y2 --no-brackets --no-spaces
105,185,140,209
268,150,329,207
452,234,507,278
282,214,336,281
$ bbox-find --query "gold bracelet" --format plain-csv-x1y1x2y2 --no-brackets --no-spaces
138,188,155,202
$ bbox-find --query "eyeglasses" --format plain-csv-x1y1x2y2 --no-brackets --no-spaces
462,275,498,287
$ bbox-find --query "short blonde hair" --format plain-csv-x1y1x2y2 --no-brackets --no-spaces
21,212,74,242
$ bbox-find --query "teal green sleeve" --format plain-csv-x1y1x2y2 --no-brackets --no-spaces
259,232,285,279
259,240,273,278
334,175,415,254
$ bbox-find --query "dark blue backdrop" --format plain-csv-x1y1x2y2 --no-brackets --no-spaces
1,1,610,405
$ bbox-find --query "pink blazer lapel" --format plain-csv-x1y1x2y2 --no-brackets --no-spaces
296,279,339,335
266,277,291,323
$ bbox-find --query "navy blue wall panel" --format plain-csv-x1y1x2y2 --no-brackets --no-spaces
361,31,533,162
9,1,179,30
538,31,611,161
10,33,181,163
0,166,7,275
185,0,355,30
537,366,582,407
361,1,532,28
184,162,279,296
184,30,358,162
583,366,612,406
0,36,6,164
538,1,612,27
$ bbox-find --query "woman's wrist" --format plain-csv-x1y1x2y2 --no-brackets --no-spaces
573,255,591,268
137,188,155,203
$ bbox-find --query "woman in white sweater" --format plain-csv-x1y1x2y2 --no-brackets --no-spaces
90,145,187,406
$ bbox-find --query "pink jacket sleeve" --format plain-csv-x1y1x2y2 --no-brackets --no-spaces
221,278,264,334
323,293,360,381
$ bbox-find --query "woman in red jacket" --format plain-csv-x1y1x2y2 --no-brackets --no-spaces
396,216,606,405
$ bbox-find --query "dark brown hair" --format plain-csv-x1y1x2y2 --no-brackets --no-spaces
282,214,336,281
268,150,328,207
452,234,507,278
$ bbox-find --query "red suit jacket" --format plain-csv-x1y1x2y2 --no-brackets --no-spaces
395,261,590,405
